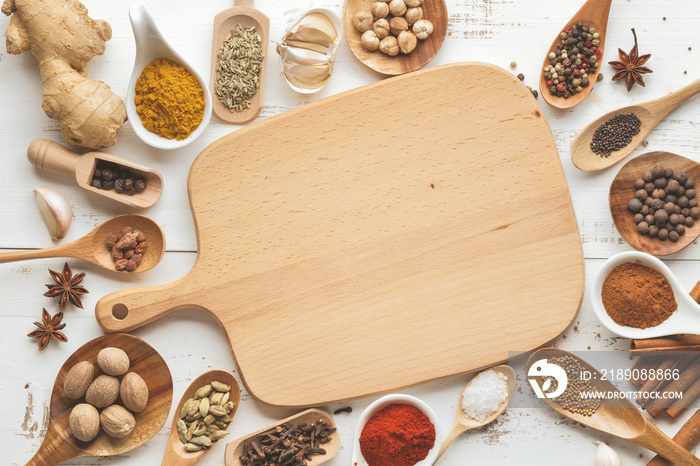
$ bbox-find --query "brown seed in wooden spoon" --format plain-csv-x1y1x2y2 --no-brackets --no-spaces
539,0,612,109
433,365,515,463
571,78,700,171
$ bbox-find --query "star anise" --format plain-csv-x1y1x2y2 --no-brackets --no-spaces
44,262,88,311
27,308,67,350
609,28,652,91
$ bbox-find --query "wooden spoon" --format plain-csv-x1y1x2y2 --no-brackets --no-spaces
342,0,448,76
224,408,339,465
572,79,700,171
527,348,700,466
0,214,165,272
25,333,173,466
539,0,612,109
162,370,240,465
209,0,269,124
27,138,164,208
433,365,516,463
609,151,700,256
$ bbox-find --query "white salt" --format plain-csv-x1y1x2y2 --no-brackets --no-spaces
461,369,508,422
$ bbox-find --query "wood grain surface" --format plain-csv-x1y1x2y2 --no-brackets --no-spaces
95,62,584,407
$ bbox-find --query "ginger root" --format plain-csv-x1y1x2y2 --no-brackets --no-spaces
2,0,126,149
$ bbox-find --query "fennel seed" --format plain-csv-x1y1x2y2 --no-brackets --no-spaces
215,25,264,113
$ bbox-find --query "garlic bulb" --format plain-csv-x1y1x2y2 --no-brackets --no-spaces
594,441,622,466
277,9,341,94
34,187,72,240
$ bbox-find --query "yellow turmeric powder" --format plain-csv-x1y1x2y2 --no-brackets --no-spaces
134,58,205,140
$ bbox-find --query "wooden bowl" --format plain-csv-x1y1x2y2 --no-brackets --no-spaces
343,0,447,75
610,151,700,256
224,409,339,465
25,333,173,465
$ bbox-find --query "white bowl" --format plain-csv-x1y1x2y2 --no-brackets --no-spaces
591,251,700,339
352,394,442,466
126,3,212,150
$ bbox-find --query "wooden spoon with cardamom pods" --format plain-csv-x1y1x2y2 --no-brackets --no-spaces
162,370,240,465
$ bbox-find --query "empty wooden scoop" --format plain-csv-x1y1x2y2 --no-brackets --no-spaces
434,365,515,463
25,333,173,466
210,0,269,124
572,78,700,171
224,408,339,466
27,138,163,208
162,370,240,465
539,0,612,109
0,214,165,273
527,348,700,466
609,151,700,256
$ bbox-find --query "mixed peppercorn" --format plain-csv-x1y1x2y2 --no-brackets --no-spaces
543,21,601,98
90,161,147,195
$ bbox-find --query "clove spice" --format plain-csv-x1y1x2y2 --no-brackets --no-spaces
239,418,335,465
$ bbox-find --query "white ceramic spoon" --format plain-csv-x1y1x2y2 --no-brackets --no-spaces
126,2,212,150
591,251,700,339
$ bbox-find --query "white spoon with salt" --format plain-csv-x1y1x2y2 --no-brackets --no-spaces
433,365,516,464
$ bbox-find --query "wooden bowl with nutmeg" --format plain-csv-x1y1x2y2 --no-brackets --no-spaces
343,0,447,75
25,333,173,466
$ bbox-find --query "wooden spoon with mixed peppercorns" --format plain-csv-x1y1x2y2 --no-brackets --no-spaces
539,0,612,109
0,214,165,273
571,78,700,171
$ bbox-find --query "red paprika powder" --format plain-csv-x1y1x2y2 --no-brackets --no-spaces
359,403,436,466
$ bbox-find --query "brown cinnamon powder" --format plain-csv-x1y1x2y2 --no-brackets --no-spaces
602,263,677,329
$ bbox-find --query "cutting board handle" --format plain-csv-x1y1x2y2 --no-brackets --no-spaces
95,278,194,332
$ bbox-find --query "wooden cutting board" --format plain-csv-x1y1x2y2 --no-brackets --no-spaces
96,62,584,408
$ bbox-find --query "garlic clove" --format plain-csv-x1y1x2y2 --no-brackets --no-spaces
276,44,330,67
34,186,72,240
594,441,622,466
283,39,330,55
283,62,331,90
286,13,338,46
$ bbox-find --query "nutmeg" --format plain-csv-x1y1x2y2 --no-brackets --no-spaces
100,405,136,439
121,372,149,413
97,347,130,376
63,361,94,399
69,403,100,442
85,374,120,408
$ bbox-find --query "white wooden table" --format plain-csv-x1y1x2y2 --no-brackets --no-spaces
1,1,699,464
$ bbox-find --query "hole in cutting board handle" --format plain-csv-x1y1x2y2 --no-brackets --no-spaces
112,303,129,320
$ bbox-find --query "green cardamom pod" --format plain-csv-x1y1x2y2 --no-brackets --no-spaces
216,414,233,423
199,398,210,418
185,443,203,452
194,384,213,399
180,399,192,419
208,405,228,417
187,399,200,416
185,412,201,422
215,421,227,429
220,392,230,405
206,424,219,433
209,430,230,441
203,414,216,425
210,392,223,405
177,420,188,444
186,421,198,441
190,435,212,447
210,381,231,392
223,401,235,412
193,421,207,436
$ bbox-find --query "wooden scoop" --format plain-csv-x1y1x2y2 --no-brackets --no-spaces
209,0,269,124
572,79,700,171
27,138,163,208
539,0,612,109
25,333,173,466
162,370,240,465
224,408,339,466
527,348,700,466
609,151,700,256
0,214,165,273
433,365,516,463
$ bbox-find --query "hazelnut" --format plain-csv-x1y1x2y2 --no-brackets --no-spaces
379,36,399,56
69,403,100,442
353,11,373,33
405,7,423,25
389,0,407,16
85,374,120,408
64,361,94,399
100,405,136,439
398,31,418,54
97,347,130,375
121,372,149,413
373,18,390,40
361,30,380,51
405,0,423,6
390,16,409,36
413,19,433,40
371,1,389,19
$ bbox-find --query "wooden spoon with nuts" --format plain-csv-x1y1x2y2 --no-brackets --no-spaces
25,333,173,466
162,370,241,465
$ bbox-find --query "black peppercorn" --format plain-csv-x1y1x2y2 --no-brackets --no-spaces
91,179,102,189
517,73,525,81
114,178,125,193
102,179,114,190
124,178,134,191
94,169,102,179
134,179,147,192
102,168,114,181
